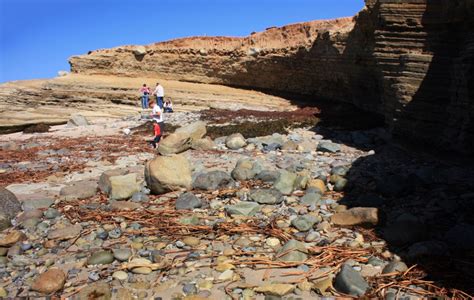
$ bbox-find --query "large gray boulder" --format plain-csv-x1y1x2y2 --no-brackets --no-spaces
145,155,192,194
0,188,21,231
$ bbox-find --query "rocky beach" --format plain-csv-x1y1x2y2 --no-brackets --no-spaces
1,106,473,299
1,0,473,298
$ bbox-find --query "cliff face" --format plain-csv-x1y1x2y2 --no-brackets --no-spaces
70,0,474,154
370,0,474,153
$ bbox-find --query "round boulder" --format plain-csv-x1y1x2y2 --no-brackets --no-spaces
145,155,192,194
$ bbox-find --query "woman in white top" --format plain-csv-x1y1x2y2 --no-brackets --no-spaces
149,100,164,132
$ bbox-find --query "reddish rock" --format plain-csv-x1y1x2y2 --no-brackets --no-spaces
31,269,66,294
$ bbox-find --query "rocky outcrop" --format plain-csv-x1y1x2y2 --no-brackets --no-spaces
370,0,474,154
69,0,474,154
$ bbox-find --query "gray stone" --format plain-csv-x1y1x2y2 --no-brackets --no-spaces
317,141,341,153
59,180,98,201
183,283,197,295
43,207,59,219
331,165,350,176
367,256,385,267
335,264,369,296
192,171,235,190
130,192,149,202
300,192,322,206
330,175,348,192
113,249,132,262
231,158,262,181
276,240,308,262
305,231,321,242
291,215,319,232
382,261,408,274
87,251,114,265
67,114,89,127
256,170,280,183
108,228,122,239
249,188,283,205
225,202,261,217
22,197,54,211
176,192,202,210
273,170,297,195
0,187,21,231
48,224,82,240
225,133,246,150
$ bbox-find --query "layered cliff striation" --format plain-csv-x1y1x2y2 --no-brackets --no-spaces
70,0,474,154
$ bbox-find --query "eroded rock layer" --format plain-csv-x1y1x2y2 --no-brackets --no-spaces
70,0,474,154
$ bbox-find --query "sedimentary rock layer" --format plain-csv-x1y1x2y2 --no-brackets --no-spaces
70,0,474,154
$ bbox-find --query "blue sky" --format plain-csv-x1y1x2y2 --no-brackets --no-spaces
0,0,364,83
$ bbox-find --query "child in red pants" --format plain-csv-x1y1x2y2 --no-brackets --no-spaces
150,121,162,148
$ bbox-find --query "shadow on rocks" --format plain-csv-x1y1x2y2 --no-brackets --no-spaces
338,142,474,294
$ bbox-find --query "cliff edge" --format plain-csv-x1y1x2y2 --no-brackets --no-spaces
70,0,474,154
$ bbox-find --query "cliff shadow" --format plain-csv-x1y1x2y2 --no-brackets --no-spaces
336,0,474,294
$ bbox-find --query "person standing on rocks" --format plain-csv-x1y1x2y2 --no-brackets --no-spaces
139,84,150,109
152,82,164,109
150,119,162,148
149,100,164,133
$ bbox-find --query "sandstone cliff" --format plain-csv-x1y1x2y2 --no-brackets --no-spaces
70,0,474,154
